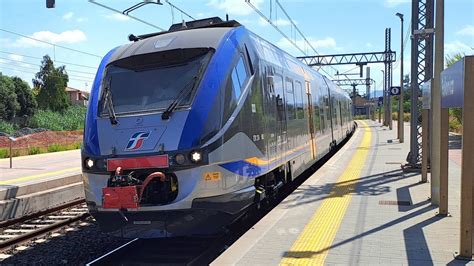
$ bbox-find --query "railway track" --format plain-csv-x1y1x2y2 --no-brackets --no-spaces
0,199,90,253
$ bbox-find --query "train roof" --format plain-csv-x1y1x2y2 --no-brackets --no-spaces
108,17,239,65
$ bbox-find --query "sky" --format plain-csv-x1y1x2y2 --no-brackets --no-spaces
0,0,473,95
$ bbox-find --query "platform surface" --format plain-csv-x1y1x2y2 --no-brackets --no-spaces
213,120,469,265
0,149,80,186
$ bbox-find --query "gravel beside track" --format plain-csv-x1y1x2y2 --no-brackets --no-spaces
0,220,131,265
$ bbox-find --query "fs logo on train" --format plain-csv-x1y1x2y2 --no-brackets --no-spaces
125,132,151,151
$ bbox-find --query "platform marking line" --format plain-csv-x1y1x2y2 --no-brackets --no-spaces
0,149,80,162
280,121,372,266
85,238,139,265
0,167,81,185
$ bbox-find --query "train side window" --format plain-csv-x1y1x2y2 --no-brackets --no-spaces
274,74,285,121
295,81,304,119
286,79,295,120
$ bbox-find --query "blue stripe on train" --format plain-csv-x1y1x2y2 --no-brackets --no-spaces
83,47,119,156
178,27,247,149
220,146,308,178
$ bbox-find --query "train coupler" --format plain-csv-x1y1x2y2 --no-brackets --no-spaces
102,168,176,209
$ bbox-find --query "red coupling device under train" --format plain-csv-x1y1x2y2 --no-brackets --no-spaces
102,167,166,209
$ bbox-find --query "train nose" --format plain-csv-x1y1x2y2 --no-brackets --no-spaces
97,122,167,155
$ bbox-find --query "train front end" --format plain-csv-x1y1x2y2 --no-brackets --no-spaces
82,21,256,238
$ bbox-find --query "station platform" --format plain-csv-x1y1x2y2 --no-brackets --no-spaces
0,150,83,220
213,120,467,265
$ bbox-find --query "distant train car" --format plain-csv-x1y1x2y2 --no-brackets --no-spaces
81,17,354,238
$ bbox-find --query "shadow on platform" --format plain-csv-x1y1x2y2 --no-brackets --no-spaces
449,134,462,150
285,169,418,209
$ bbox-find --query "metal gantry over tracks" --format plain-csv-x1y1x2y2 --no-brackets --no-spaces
297,30,396,120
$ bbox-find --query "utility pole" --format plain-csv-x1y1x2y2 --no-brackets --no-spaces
381,69,386,126
396,13,405,142
432,0,448,212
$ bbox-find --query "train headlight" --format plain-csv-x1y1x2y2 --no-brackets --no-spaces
174,153,186,165
190,151,202,163
85,158,94,169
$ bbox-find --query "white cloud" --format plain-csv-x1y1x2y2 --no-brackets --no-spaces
8,54,23,62
103,13,130,21
457,25,474,36
62,11,74,20
207,0,263,16
14,30,87,48
384,0,410,7
445,40,473,55
366,42,373,48
76,17,88,23
258,17,294,27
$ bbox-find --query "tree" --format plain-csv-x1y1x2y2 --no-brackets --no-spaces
0,75,20,120
446,53,464,125
33,55,70,112
12,77,37,117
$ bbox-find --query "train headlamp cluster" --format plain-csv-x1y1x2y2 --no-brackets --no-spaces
174,153,186,165
85,158,94,169
190,151,202,163
83,158,107,171
172,150,203,165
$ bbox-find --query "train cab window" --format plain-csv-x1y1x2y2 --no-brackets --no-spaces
295,81,304,119
231,55,249,99
223,54,250,122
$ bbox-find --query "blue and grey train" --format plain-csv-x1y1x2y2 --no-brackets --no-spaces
82,17,354,238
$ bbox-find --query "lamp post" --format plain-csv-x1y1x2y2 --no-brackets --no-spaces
381,69,386,125
396,12,405,143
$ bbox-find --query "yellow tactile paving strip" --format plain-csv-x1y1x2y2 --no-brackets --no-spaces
0,167,81,185
280,121,372,266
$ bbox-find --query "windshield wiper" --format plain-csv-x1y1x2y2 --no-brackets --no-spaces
161,59,208,120
161,76,198,120
102,77,118,125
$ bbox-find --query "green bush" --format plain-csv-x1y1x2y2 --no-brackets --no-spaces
0,149,7,158
0,120,15,134
449,118,462,132
28,147,41,155
47,143,62,153
392,113,410,122
29,106,86,131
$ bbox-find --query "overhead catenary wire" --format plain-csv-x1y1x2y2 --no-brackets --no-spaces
88,0,166,31
392,20,412,71
0,62,94,81
0,57,96,76
0,66,94,84
0,29,102,59
245,0,338,80
0,51,98,70
165,0,195,21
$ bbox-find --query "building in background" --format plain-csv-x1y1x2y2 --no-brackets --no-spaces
65,87,89,106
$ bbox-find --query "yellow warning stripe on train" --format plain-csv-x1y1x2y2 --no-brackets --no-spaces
280,121,372,266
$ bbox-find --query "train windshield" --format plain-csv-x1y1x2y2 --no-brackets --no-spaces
99,48,213,116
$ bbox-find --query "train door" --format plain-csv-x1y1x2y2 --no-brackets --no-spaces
305,81,316,160
269,73,287,169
